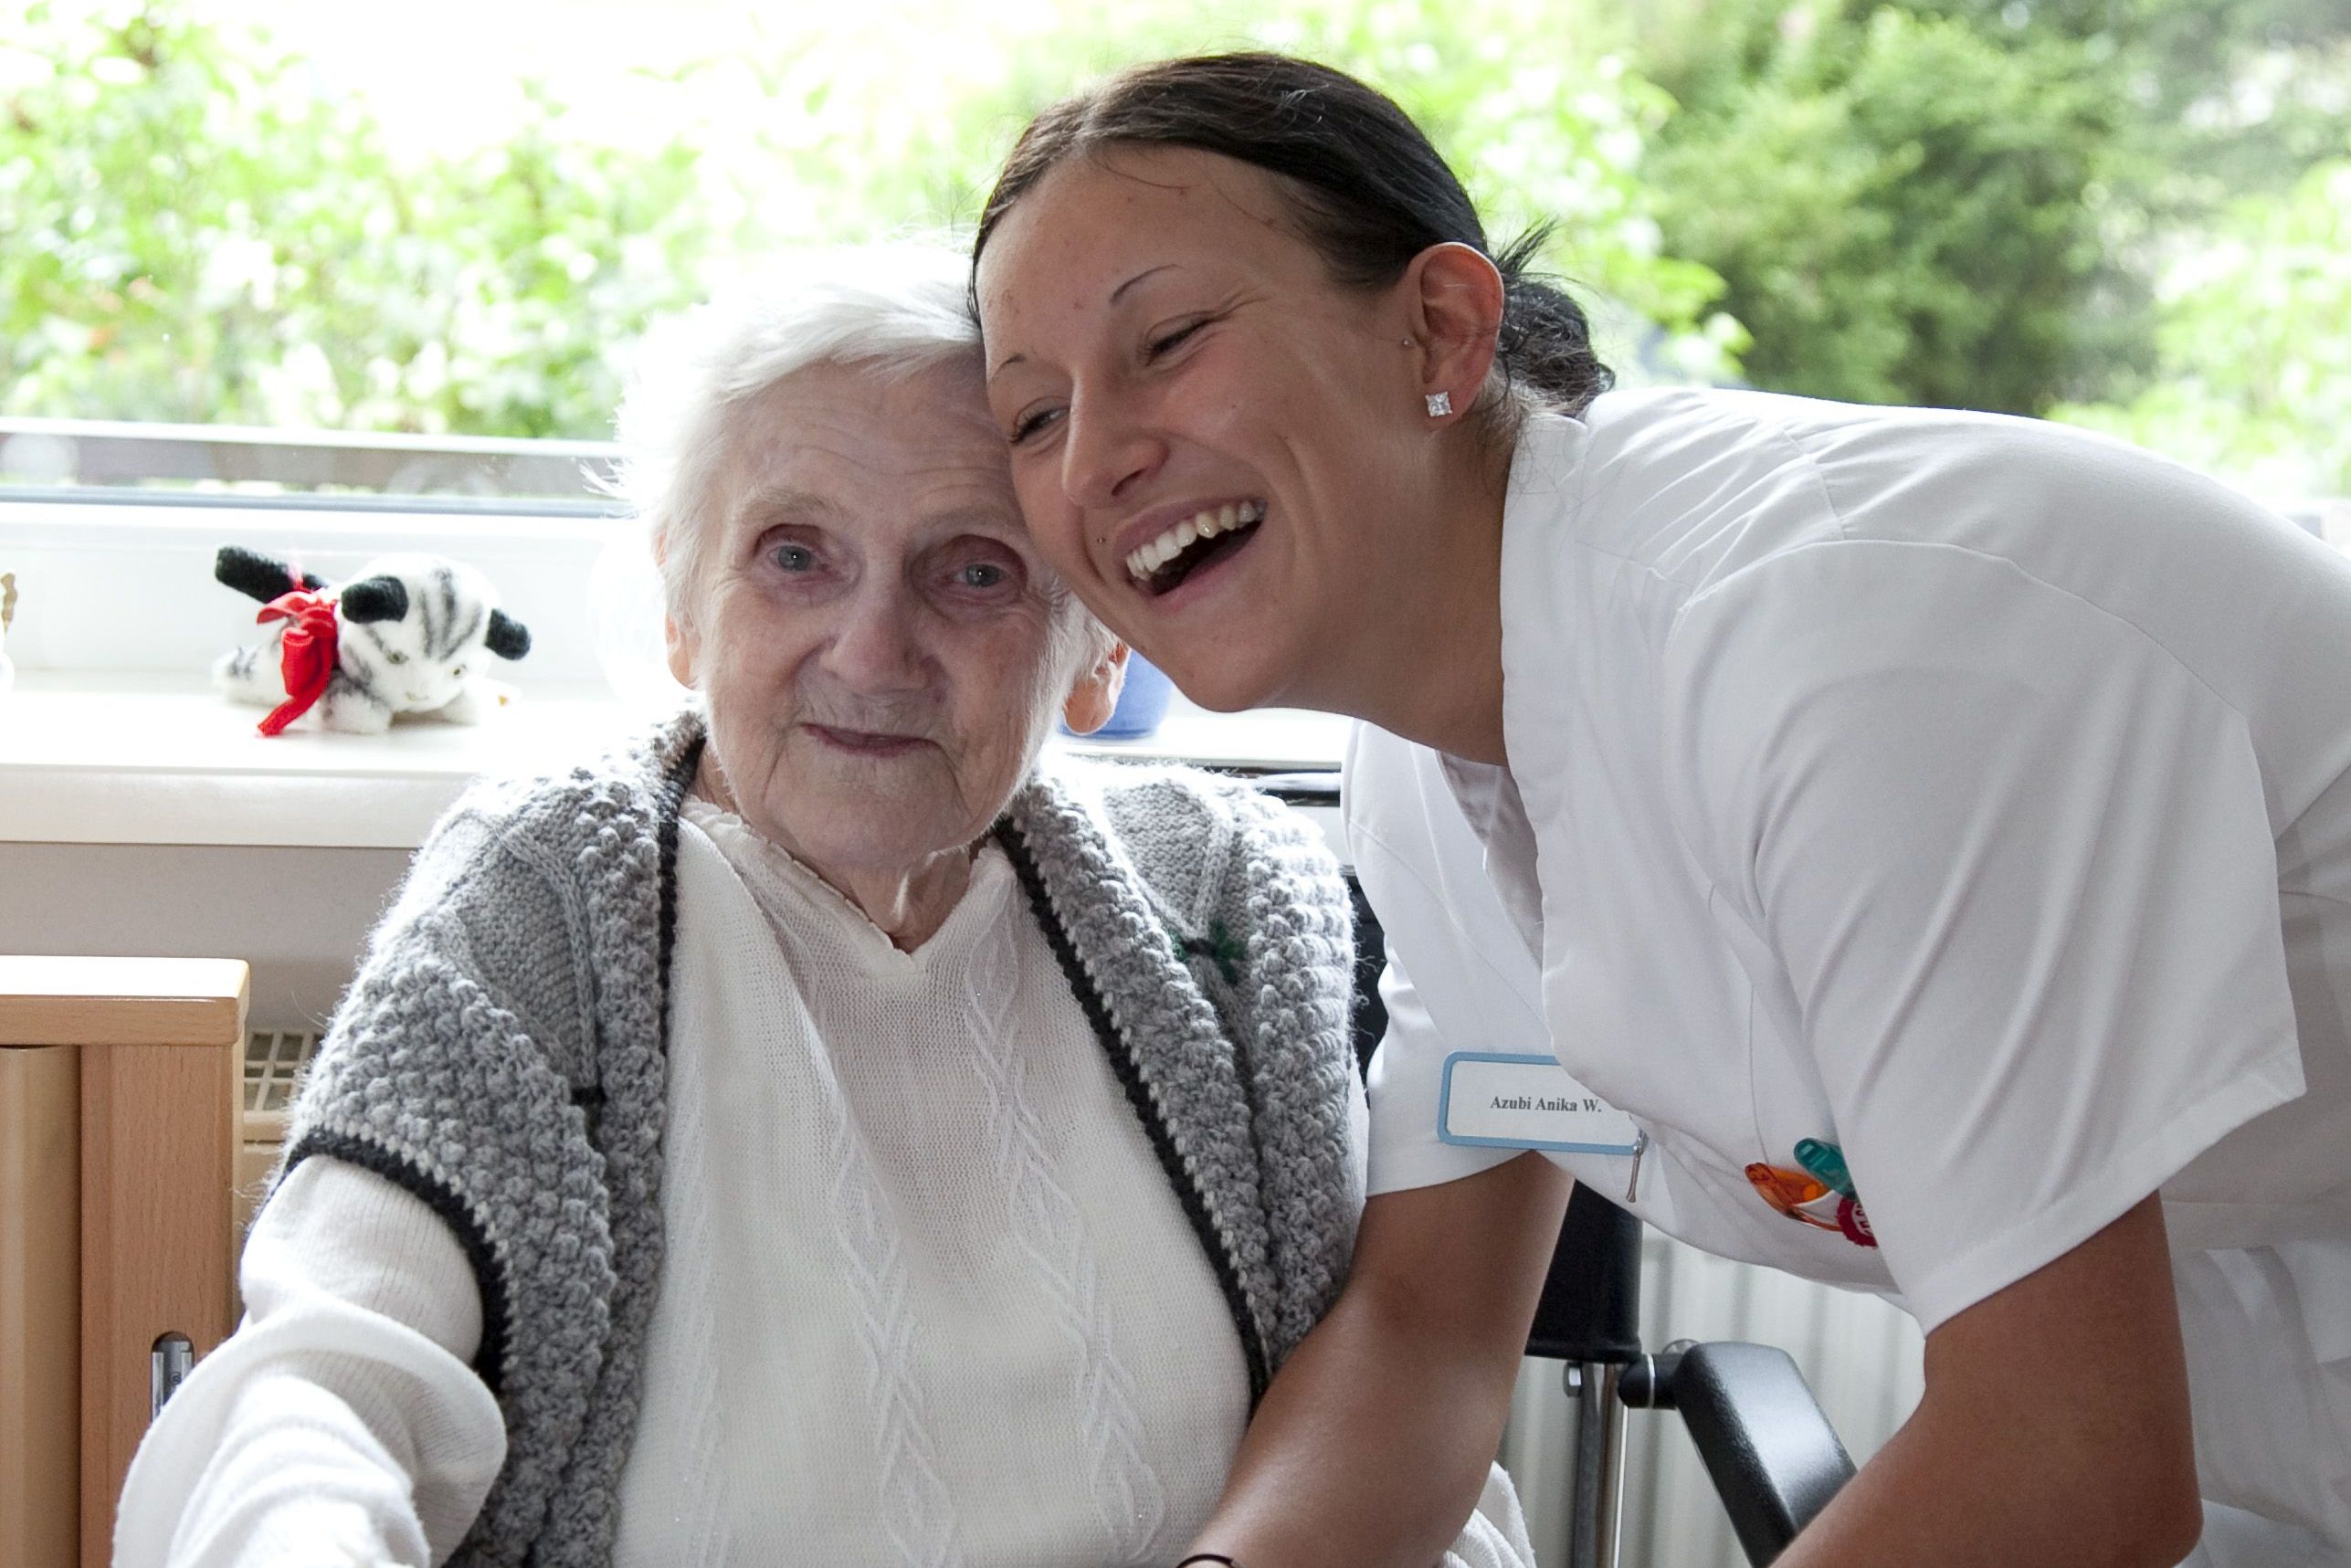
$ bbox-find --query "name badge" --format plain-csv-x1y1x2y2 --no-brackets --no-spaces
1439,1052,1641,1154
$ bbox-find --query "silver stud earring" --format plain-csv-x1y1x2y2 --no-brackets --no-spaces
1425,391,1452,418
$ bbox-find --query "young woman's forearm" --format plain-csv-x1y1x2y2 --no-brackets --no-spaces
1775,1394,2199,1568
1186,1271,1519,1567
1186,1153,1572,1568
1778,1194,2202,1568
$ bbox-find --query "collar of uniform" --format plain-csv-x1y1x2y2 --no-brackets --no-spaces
1496,408,1595,796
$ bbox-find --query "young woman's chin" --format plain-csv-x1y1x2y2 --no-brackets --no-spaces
1138,629,1303,716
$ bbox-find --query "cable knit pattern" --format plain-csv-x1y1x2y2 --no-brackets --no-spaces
958,907,1168,1563
997,784,1276,1387
823,1097,967,1568
773,905,973,1568
274,708,1358,1568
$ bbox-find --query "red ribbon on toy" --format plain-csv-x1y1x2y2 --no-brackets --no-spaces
254,587,340,736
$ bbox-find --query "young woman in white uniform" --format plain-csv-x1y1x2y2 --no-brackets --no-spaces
973,51,2351,1568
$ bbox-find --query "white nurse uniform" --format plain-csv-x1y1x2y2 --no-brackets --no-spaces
1350,388,2351,1560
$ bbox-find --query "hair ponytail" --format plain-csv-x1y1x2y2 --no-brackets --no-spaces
1493,226,1615,415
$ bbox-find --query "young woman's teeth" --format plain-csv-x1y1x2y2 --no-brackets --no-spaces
1125,500,1265,584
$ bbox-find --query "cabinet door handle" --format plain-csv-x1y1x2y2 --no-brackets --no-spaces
152,1332,195,1420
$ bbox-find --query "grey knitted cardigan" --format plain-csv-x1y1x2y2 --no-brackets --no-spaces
279,708,1362,1568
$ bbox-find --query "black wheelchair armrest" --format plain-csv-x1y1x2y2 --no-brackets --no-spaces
1622,1341,1856,1565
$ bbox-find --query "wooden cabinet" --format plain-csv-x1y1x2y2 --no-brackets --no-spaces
0,958,247,1568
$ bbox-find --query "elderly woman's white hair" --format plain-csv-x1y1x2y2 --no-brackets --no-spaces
613,245,988,627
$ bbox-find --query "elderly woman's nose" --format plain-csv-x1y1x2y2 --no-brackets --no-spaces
1061,400,1165,510
819,581,931,690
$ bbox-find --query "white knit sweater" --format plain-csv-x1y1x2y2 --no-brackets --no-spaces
117,806,1536,1568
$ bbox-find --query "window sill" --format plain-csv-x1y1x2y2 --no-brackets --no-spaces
0,673,1349,850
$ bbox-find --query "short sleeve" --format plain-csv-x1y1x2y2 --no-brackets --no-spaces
1663,541,2308,1331
1345,723,1544,1197
1362,938,1523,1195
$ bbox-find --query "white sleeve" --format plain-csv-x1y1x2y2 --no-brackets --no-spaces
1362,937,1520,1196
1438,1461,1541,1568
114,1159,507,1568
1346,723,1542,1197
1663,541,2307,1331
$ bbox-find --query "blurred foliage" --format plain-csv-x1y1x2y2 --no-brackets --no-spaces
1,0,2346,494
1913,0,2351,196
0,3,713,435
1618,0,2351,418
2053,153,2351,494
1638,6,2135,411
0,0,1738,439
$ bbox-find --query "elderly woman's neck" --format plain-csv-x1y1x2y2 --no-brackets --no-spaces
831,855,976,952
691,763,975,952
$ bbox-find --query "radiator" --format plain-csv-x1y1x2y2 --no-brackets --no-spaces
1501,1234,1926,1567
237,1027,316,1245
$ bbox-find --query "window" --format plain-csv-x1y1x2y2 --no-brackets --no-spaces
3,0,2345,716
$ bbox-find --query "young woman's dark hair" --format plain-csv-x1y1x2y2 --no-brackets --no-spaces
973,51,1613,419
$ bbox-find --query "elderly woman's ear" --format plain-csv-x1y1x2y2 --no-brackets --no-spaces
664,611,700,690
1060,642,1130,735
655,524,701,690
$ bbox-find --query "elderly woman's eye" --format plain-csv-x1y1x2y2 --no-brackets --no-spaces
771,542,817,572
957,561,1009,590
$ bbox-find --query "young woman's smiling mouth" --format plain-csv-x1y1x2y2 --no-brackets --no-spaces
1123,499,1265,597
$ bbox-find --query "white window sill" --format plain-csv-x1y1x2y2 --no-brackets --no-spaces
2,494,1349,850
0,672,1349,850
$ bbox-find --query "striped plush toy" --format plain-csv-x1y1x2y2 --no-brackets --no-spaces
213,545,531,735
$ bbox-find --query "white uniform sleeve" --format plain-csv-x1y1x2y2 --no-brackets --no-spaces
1362,938,1521,1196
1346,723,1544,1197
1663,541,2307,1331
114,1158,507,1568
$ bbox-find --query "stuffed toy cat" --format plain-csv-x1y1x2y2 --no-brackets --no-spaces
213,545,531,735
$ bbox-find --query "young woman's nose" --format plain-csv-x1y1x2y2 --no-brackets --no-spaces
1060,396,1165,510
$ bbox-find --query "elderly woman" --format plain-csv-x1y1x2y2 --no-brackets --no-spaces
113,249,1535,1568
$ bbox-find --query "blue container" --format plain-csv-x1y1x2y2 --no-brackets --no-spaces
1085,652,1176,740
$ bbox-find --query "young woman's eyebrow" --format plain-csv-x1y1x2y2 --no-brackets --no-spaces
1109,262,1180,304
987,262,1189,379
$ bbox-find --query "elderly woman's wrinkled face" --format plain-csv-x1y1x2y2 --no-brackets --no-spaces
669,358,1109,889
